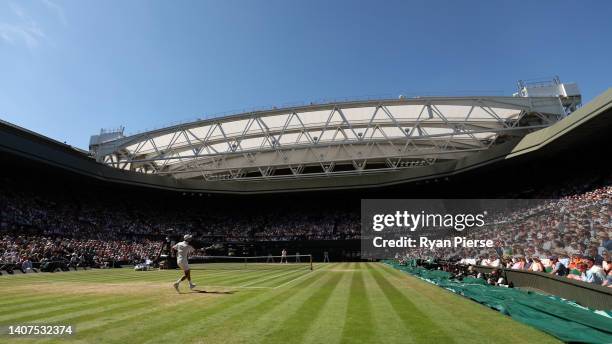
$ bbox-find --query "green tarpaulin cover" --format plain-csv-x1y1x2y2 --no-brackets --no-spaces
385,261,612,343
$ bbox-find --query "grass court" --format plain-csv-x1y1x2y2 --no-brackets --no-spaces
0,263,560,344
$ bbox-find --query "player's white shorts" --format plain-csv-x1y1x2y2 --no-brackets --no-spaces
177,260,189,271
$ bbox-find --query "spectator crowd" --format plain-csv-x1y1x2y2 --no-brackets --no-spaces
396,179,612,288
0,176,360,273
2,171,611,289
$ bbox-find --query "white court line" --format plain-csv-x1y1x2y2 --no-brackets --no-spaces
239,269,304,287
197,285,273,289
193,269,262,277
192,264,338,290
168,268,267,279
191,270,236,276
272,263,335,289
157,268,233,275
191,268,291,286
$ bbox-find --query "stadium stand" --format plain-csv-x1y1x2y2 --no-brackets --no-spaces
2,162,610,290
394,178,612,288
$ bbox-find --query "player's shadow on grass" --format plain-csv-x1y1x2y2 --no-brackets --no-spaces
190,289,235,294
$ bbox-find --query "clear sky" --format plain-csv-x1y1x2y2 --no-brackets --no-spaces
1,0,611,149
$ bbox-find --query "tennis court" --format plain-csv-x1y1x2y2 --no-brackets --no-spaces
0,262,559,343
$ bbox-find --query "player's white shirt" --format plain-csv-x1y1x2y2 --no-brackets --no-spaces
173,241,194,264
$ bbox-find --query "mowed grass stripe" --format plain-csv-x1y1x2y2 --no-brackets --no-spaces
340,268,376,344
374,264,500,343
71,294,205,339
0,295,97,320
213,271,336,342
361,264,421,344
301,268,352,344
198,268,294,286
130,269,282,287
155,265,338,343
0,270,139,282
0,263,563,344
218,270,302,286
0,269,238,286
0,273,144,286
197,272,282,287
76,291,257,343
117,266,332,343
0,287,51,298
0,294,98,316
135,270,258,285
72,267,333,340
186,269,266,282
239,269,305,287
0,292,83,308
369,266,455,343
271,263,335,289
196,268,278,280
146,266,334,344
0,264,327,286
261,272,343,343
376,264,561,344
74,268,334,337
58,299,151,324
0,270,100,282
31,298,153,343
0,267,165,278
0,295,128,324
123,269,244,283
257,270,312,288
334,262,349,270
207,265,323,288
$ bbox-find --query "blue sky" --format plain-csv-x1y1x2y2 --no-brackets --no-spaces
1,0,611,149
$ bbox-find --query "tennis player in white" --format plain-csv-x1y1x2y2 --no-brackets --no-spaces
172,234,196,292
280,248,288,264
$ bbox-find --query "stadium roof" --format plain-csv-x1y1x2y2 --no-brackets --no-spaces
2,86,612,193
90,95,566,181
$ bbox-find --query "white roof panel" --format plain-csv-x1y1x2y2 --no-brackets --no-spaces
92,95,564,179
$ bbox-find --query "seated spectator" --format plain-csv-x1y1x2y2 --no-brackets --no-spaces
602,270,612,287
529,258,545,272
487,269,507,286
585,260,606,285
550,257,569,277
20,257,36,273
511,257,525,270
567,262,588,282
602,251,610,274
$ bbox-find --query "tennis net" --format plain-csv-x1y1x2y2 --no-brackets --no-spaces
188,255,313,271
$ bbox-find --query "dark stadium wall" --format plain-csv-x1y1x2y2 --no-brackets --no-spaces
474,265,612,310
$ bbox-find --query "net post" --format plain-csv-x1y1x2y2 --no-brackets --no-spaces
309,254,313,271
